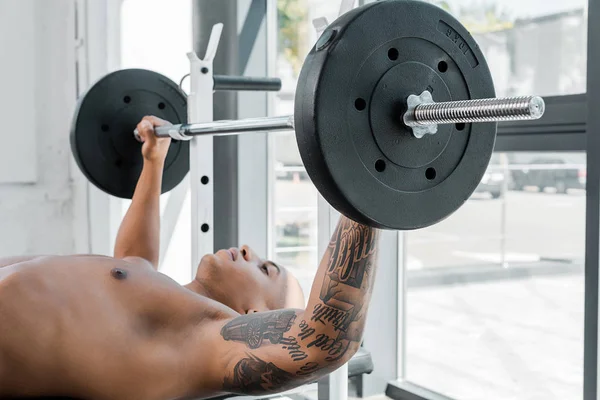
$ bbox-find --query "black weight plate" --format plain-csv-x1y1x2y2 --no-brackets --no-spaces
71,69,189,199
295,0,496,230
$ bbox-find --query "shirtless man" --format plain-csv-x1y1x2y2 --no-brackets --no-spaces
0,116,381,400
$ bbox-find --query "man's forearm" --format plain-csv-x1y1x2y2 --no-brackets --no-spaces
113,160,163,267
302,216,380,362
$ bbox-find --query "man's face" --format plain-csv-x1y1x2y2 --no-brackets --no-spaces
195,245,304,314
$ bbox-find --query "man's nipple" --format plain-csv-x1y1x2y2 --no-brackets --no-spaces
111,268,128,280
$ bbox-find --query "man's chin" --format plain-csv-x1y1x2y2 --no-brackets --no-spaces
199,252,234,273
197,254,219,271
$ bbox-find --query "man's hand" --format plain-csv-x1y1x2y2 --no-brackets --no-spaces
136,116,172,164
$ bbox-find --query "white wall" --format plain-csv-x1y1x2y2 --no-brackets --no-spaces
0,0,80,255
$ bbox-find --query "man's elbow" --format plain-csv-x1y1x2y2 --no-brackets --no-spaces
305,340,361,379
334,341,361,367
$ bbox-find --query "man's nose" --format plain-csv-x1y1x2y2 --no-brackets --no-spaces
240,245,254,262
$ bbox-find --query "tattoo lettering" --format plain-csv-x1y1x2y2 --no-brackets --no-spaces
325,220,378,288
298,320,315,340
311,303,351,329
221,310,297,349
297,362,320,376
280,337,308,361
306,333,350,362
224,354,294,394
315,219,379,337
299,320,351,362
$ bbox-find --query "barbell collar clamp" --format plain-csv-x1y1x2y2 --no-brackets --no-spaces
404,91,546,138
403,91,438,139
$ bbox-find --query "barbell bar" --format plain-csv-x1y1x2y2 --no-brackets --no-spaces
71,0,550,231
139,93,545,141
212,75,282,92
135,115,295,142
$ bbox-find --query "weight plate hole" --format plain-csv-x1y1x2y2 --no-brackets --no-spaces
375,159,386,172
201,176,210,185
426,167,437,180
158,102,166,110
123,96,131,104
437,61,448,73
456,123,466,131
355,98,367,111
201,223,210,233
388,48,399,61
101,124,109,132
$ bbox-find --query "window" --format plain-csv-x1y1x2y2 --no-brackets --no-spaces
406,152,585,400
121,0,191,83
427,0,588,97
401,3,588,398
270,0,343,291
120,0,192,284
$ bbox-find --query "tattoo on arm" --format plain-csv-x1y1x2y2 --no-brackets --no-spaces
297,361,320,376
224,354,295,394
223,355,327,394
280,336,308,361
315,219,379,341
221,310,298,349
221,310,312,365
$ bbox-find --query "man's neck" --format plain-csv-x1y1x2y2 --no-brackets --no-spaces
184,279,212,298
184,278,241,316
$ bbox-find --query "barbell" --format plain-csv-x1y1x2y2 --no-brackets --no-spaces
70,0,545,231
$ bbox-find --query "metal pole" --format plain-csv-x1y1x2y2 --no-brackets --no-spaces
152,115,294,139
584,0,600,397
406,95,545,126
404,93,545,139
500,153,509,268
194,0,239,252
187,25,222,273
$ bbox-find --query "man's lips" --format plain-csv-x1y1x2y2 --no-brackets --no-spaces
228,248,239,261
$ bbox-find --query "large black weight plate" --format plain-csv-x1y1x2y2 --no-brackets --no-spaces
295,0,496,230
71,69,189,199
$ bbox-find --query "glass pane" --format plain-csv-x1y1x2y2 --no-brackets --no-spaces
271,0,340,291
406,152,585,400
272,130,319,292
120,0,192,283
121,0,191,82
274,0,344,117
428,0,587,96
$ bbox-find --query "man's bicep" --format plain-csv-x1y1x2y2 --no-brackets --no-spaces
209,310,350,396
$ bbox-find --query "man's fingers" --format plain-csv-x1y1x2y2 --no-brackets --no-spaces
136,120,155,142
142,115,171,127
